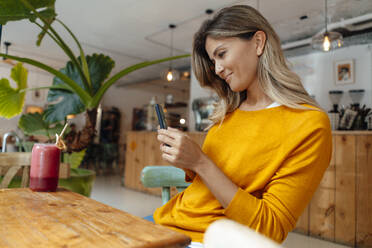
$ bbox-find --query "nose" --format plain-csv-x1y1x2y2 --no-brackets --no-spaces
214,61,224,77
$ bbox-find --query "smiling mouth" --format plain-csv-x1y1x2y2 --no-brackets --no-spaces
225,73,232,82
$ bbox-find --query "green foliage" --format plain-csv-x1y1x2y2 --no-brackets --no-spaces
0,0,56,25
85,54,115,94
44,54,115,123
18,112,86,169
0,63,28,118
63,149,86,169
36,13,55,46
18,112,65,140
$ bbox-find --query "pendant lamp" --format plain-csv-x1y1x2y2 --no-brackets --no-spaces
161,24,180,82
311,0,343,52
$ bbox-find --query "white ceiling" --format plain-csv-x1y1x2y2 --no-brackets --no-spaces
1,0,372,86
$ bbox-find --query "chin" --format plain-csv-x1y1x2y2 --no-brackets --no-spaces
230,87,241,93
228,83,244,92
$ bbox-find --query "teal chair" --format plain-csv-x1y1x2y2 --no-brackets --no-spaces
141,166,190,205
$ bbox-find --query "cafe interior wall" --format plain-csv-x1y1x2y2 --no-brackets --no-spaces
101,85,162,145
102,79,190,145
188,42,372,131
288,44,372,111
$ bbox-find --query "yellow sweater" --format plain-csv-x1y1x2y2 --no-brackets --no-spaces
153,105,332,243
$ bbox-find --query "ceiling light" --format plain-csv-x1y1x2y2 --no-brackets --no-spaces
161,24,180,82
311,0,343,52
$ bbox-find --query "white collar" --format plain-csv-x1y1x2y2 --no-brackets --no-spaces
265,102,281,109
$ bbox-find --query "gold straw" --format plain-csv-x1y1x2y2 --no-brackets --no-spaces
55,122,69,150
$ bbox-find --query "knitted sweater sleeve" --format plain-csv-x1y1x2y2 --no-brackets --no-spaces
223,112,332,243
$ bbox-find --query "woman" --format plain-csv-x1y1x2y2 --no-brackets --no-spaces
154,5,332,245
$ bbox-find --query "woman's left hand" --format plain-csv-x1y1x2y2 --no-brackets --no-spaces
157,127,207,172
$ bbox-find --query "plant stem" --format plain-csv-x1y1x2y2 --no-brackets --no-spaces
91,54,190,107
18,85,73,94
0,53,92,105
20,0,91,92
56,19,92,91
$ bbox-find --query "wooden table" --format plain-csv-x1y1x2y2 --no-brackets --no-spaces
0,188,191,248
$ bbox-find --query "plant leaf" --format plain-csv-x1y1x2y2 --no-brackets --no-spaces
0,0,56,25
18,112,64,139
86,54,115,94
56,19,92,88
0,63,28,118
36,9,55,46
63,149,86,169
92,54,189,107
18,112,48,137
44,54,114,123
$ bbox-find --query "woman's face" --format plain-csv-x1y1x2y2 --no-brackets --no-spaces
205,35,262,92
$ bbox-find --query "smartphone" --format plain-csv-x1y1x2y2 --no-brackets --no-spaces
155,104,170,146
155,104,168,129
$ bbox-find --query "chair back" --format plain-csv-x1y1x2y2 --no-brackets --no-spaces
141,166,190,205
0,152,32,188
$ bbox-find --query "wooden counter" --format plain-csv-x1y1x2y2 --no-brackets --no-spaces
295,132,372,247
124,131,372,247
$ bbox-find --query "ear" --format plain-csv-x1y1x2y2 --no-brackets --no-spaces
253,31,266,56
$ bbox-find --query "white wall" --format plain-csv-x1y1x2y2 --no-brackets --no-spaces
288,44,372,110
102,82,190,145
188,43,372,131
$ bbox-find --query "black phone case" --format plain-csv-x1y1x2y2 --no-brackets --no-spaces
155,104,168,129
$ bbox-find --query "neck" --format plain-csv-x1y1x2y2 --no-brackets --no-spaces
240,79,273,110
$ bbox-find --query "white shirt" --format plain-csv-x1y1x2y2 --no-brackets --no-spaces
266,102,281,109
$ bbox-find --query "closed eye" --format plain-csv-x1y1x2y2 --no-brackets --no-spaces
217,51,226,58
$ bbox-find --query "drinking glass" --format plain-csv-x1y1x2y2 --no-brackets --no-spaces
30,144,61,192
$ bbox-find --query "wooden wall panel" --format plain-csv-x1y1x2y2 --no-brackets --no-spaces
309,135,335,241
309,187,335,240
124,132,147,191
335,135,356,246
124,132,135,189
294,205,309,235
356,135,372,247
142,132,162,195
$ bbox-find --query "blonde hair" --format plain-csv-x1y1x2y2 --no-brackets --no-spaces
192,5,322,128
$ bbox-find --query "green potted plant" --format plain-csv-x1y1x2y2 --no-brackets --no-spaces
0,0,188,195
15,112,95,196
0,0,189,152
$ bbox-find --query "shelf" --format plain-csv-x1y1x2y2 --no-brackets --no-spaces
165,102,187,108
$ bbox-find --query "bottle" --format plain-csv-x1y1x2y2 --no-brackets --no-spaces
146,96,157,131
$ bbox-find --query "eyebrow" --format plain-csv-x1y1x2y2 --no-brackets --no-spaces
212,44,225,58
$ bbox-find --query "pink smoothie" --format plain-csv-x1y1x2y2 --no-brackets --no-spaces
30,144,61,192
